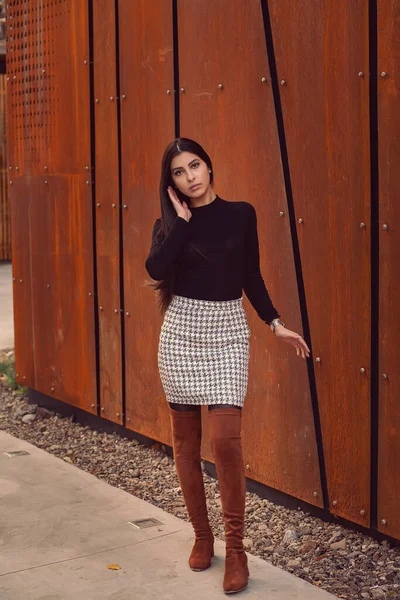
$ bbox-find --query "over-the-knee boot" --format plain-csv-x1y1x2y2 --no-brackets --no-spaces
169,407,214,571
209,407,249,594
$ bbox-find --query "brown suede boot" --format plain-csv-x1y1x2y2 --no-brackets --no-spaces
209,407,249,594
169,407,214,571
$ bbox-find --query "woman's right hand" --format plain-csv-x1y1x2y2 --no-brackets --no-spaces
167,186,192,222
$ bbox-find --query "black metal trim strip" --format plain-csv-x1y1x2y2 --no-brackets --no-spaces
114,0,126,426
172,0,180,138
369,0,379,530
260,0,329,509
87,0,100,413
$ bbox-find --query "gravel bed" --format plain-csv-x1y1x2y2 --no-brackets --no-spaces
1,351,400,600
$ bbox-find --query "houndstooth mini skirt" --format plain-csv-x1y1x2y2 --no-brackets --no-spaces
157,295,251,407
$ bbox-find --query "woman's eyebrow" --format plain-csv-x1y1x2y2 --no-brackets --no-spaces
172,159,198,171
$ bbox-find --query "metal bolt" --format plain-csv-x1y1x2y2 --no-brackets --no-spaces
86,180,90,185
382,373,387,380
218,83,224,89
360,509,366,516
180,87,185,93
91,403,95,408
51,387,54,392
360,367,365,374
85,166,89,171
84,60,88,65
23,376,26,380
101,407,105,412
126,312,130,316
88,292,92,297
9,166,12,170
19,279,23,283
13,75,16,80
316,357,321,363
358,71,364,78
382,223,388,230
16,373,19,378
166,89,171,95
9,180,13,185
245,464,250,470
279,211,285,217
42,68,46,73
99,306,103,311
44,166,48,170
122,94,126,99
47,284,50,289
95,99,99,103
381,72,387,78
109,97,114,101
280,79,286,86
298,218,304,224
332,500,338,506
45,180,48,185
381,519,387,525
360,222,366,228
127,417,130,422
261,77,267,83
15,166,19,171
112,203,116,208
12,277,15,282
313,491,318,497
114,309,118,314
123,204,128,209
96,203,101,208
117,413,120,417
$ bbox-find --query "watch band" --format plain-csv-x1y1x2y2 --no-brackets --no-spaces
269,318,286,333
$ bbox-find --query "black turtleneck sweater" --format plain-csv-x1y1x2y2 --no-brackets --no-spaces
145,196,280,325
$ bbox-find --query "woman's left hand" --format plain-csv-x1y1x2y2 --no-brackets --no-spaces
274,325,310,359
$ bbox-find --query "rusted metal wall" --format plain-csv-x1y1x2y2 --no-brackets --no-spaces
92,0,123,424
0,74,11,260
7,0,96,410
118,0,175,442
268,1,371,528
377,0,400,540
6,0,400,539
177,0,323,508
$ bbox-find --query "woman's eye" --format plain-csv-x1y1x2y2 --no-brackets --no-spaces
192,162,200,169
174,170,182,176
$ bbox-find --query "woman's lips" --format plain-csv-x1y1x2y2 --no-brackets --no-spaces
189,184,201,190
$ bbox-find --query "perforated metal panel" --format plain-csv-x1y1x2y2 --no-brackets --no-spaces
6,1,97,411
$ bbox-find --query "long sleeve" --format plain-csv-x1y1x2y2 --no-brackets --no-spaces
145,216,190,281
243,204,280,325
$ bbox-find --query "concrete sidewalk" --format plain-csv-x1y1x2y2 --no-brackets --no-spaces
0,430,337,600
0,262,14,351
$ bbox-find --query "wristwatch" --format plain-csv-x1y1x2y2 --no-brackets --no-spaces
269,318,286,333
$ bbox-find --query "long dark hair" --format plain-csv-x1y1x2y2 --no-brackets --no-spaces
148,138,214,314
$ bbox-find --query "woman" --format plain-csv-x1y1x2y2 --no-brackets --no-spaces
145,138,310,594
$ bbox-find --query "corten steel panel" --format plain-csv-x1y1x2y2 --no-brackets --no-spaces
6,1,97,412
9,178,35,386
6,0,91,176
93,1,122,424
118,1,175,440
29,176,97,410
377,0,400,540
268,1,371,525
0,75,11,260
178,0,323,506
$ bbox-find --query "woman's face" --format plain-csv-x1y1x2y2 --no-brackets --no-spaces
170,152,211,198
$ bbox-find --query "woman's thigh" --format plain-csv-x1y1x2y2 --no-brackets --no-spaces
168,402,241,412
